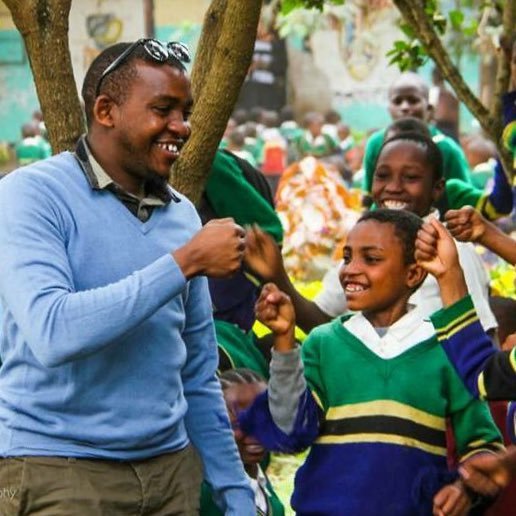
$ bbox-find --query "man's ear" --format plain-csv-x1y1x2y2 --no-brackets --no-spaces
431,178,445,204
93,95,116,128
406,263,427,291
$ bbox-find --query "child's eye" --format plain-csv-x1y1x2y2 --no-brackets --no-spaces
374,170,389,180
153,106,169,115
183,110,193,121
364,255,381,263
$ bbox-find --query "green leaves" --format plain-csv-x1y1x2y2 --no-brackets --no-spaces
449,9,464,30
386,39,427,71
280,0,345,16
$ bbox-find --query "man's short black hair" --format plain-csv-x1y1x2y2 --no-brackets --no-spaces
81,42,185,127
377,131,443,183
357,208,423,265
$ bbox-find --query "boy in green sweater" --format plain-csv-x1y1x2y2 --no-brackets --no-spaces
241,208,503,516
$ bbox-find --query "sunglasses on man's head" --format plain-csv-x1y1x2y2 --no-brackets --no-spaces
95,39,191,97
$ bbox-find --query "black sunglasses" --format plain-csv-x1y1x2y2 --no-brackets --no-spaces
95,39,191,97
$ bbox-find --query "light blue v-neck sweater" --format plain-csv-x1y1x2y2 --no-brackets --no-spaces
0,153,253,512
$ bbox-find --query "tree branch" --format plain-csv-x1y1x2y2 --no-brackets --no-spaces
171,0,262,204
5,0,84,153
190,0,228,101
393,0,495,136
491,0,515,121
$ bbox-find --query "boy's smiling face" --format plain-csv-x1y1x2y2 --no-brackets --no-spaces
340,220,424,327
372,139,444,217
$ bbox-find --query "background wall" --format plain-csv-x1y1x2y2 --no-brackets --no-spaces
0,0,480,144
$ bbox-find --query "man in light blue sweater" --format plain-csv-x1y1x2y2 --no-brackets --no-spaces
0,40,254,515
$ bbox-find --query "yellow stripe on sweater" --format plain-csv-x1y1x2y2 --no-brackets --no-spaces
436,310,479,341
477,372,487,400
326,400,445,431
311,389,324,410
315,433,447,456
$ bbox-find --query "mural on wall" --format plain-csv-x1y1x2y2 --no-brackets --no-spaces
83,12,124,70
69,0,144,87
309,1,401,130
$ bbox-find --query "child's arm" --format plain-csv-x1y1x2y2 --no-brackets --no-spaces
417,219,516,400
245,226,331,332
238,283,321,452
414,217,468,307
459,446,516,497
445,206,516,265
445,160,513,221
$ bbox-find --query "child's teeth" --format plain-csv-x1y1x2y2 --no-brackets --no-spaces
384,200,407,210
346,284,365,292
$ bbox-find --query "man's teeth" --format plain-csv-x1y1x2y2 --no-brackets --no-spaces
345,283,365,292
383,200,408,210
158,143,178,153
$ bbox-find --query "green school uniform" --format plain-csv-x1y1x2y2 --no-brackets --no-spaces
215,320,269,380
362,125,471,193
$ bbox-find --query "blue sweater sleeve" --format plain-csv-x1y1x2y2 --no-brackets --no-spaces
181,275,254,515
239,388,321,454
431,295,516,400
0,171,187,367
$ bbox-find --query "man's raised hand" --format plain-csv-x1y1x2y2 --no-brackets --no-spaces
173,218,246,278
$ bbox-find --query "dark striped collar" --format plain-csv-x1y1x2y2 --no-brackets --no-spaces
74,135,180,204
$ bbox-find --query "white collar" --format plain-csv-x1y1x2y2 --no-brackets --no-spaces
247,466,269,514
423,209,440,222
343,306,435,359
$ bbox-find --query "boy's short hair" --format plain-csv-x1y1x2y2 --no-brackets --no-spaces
377,131,443,182
358,209,423,265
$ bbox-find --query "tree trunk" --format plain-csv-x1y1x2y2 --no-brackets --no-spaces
170,0,262,205
5,0,84,154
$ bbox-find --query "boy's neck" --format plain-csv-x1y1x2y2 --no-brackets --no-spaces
362,298,412,328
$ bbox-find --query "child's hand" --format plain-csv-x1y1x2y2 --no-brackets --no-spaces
445,207,486,243
416,218,468,306
459,452,511,498
415,218,460,279
432,480,471,516
255,283,295,337
244,225,284,282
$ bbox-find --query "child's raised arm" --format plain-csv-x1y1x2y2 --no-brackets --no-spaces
420,220,516,401
445,207,516,266
415,218,468,307
238,284,321,453
245,225,331,333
